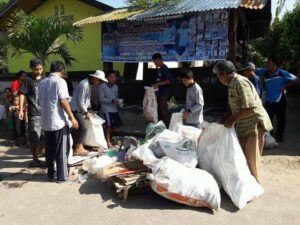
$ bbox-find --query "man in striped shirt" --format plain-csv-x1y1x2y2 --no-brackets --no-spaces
213,60,272,181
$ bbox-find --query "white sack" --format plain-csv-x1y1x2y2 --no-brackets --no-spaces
150,157,221,210
178,125,202,148
82,114,108,149
143,87,158,123
198,122,264,209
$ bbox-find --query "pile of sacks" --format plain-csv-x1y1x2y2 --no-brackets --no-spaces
130,114,265,211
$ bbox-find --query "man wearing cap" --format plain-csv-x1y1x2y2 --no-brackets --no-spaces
241,62,263,98
256,56,298,142
71,70,107,156
213,60,272,181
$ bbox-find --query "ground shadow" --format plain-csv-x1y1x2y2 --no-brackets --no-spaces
79,178,241,214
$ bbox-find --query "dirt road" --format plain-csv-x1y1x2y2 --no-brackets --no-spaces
0,99,299,225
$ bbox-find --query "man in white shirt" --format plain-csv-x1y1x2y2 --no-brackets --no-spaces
39,61,79,183
71,70,107,155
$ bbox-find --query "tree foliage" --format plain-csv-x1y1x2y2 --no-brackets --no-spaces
2,9,83,67
251,3,300,67
0,0,9,73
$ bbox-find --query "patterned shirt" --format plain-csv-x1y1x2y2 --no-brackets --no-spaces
228,74,272,137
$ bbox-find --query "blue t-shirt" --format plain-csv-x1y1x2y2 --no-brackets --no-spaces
256,68,297,103
249,75,263,98
156,64,172,96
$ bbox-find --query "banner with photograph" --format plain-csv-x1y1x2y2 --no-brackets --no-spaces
102,9,229,62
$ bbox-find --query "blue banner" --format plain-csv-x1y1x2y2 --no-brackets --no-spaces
102,10,229,62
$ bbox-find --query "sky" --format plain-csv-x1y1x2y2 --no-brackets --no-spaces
99,0,298,18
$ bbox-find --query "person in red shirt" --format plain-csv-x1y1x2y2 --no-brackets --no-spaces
11,71,27,96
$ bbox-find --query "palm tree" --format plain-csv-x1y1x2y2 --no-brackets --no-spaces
4,9,83,67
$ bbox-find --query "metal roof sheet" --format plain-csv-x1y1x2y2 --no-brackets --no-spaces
130,0,269,20
74,8,144,26
74,0,269,25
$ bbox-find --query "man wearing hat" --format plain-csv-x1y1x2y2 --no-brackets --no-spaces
213,60,272,181
71,70,107,156
241,62,263,98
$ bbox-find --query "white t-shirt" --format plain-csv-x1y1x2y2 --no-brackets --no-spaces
39,73,69,131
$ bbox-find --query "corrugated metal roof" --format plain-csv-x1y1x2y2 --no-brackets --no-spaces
74,0,269,25
74,8,144,26
130,0,269,20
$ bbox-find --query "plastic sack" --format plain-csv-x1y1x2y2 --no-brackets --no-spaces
143,87,158,123
82,114,108,149
82,155,117,175
131,142,159,168
198,122,264,209
264,132,279,149
150,157,221,210
178,125,202,148
169,112,183,132
149,129,198,168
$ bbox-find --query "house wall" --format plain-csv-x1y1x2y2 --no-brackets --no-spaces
7,0,124,74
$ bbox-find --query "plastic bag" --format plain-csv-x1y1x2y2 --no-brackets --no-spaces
145,121,166,142
198,123,264,209
143,87,158,123
82,114,108,149
150,157,221,210
82,155,117,175
169,112,183,132
264,132,279,149
131,142,159,168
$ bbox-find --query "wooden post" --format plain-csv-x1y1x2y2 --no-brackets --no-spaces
228,9,239,64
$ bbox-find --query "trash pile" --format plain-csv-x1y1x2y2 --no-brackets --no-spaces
78,110,266,211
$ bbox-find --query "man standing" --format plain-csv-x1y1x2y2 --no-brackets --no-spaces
152,53,172,127
39,61,78,182
100,71,121,149
19,59,44,167
256,57,298,142
213,60,272,181
241,62,263,98
11,70,26,96
71,70,107,155
180,69,204,129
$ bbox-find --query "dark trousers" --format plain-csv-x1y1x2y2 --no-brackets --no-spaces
72,111,87,145
265,95,287,139
158,95,171,127
45,126,69,181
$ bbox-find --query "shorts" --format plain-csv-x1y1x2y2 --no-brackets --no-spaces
104,112,121,127
28,116,44,148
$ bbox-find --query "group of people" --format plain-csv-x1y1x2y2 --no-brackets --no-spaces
151,53,297,181
2,59,121,182
1,52,297,183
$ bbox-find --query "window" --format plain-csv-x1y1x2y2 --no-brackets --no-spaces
61,5,65,16
54,5,59,16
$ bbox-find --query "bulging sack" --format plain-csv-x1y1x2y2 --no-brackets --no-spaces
198,123,264,209
143,87,158,123
150,157,221,210
150,129,198,168
83,114,108,149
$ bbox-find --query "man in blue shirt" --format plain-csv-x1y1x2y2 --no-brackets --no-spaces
241,62,263,98
152,53,173,127
256,57,298,142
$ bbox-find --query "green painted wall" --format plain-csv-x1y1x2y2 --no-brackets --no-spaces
7,0,124,74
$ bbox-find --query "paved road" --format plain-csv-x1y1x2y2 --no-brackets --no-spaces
0,99,300,225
